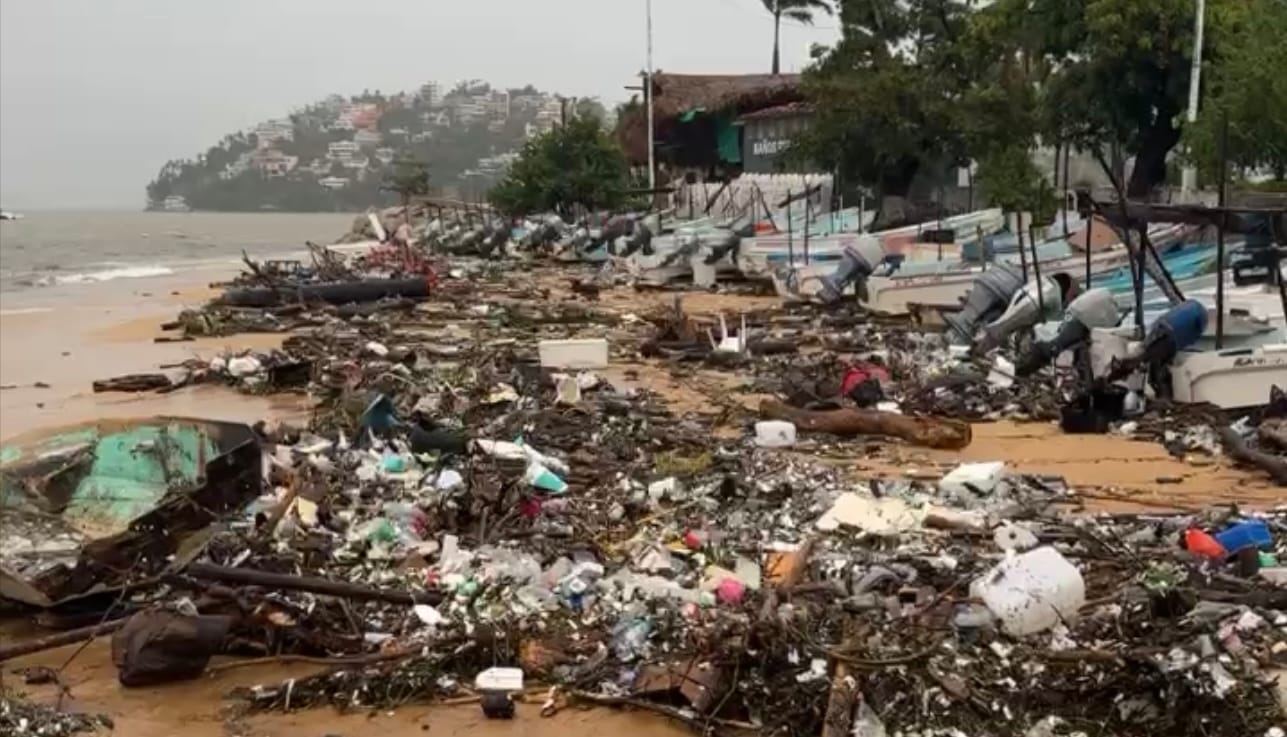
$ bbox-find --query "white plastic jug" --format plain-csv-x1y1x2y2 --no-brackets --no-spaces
970,546,1085,636
755,420,797,448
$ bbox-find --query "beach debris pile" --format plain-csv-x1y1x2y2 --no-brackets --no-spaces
17,238,1287,736
10,404,1287,736
0,689,113,737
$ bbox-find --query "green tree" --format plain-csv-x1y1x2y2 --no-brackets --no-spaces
381,158,431,226
762,0,833,75
793,0,976,226
1181,0,1287,182
573,97,608,124
990,0,1214,197
489,116,630,216
975,145,1057,225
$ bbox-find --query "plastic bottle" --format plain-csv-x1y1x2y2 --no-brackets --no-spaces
1184,528,1227,559
611,617,653,661
969,546,1085,636
382,502,426,541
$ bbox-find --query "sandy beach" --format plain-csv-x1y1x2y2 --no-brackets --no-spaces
0,264,309,438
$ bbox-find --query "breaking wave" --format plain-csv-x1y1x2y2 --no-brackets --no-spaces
25,265,176,287
0,307,54,316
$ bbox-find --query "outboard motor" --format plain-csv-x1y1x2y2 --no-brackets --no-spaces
702,224,749,265
979,273,1076,349
1138,299,1209,394
617,220,653,257
817,238,887,304
944,263,1026,344
1015,288,1121,376
461,225,486,249
481,227,509,257
557,226,590,258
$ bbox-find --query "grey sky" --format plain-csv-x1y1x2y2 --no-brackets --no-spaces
0,0,838,210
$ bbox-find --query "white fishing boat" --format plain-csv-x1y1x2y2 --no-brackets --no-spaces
0,211,23,221
734,208,877,278
1170,343,1287,408
773,223,1191,313
741,208,1004,281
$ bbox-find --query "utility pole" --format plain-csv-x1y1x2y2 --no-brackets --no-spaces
645,0,656,190
1180,0,1206,200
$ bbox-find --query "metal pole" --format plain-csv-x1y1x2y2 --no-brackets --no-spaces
645,0,656,191
803,195,812,265
786,189,794,266
1030,224,1044,312
1061,144,1071,238
1084,212,1094,287
978,225,987,270
1017,215,1029,281
1134,226,1146,336
1216,110,1228,348
1180,0,1206,199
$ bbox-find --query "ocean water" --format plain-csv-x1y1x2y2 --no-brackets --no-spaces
0,211,359,296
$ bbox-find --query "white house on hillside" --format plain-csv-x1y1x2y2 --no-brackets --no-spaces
354,129,383,147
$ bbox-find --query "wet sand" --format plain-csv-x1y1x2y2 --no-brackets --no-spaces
2,268,1282,734
7,639,690,737
0,270,307,438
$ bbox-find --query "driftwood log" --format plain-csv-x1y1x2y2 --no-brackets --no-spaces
0,617,130,662
182,563,442,606
1218,426,1287,486
91,373,172,393
1258,418,1287,451
821,663,858,737
760,399,972,450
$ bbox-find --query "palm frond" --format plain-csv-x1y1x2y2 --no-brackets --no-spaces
783,0,833,16
783,8,817,24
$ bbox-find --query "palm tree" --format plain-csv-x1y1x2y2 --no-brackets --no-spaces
763,0,832,75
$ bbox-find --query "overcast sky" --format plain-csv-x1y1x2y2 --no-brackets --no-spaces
0,0,838,210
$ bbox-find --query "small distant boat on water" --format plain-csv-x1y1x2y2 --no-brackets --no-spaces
0,210,23,221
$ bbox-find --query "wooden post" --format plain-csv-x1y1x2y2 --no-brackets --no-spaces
1216,111,1229,348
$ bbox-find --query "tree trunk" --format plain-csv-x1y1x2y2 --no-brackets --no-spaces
1126,123,1183,200
772,10,782,75
871,159,920,229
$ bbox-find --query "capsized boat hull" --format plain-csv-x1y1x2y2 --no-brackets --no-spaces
0,417,262,607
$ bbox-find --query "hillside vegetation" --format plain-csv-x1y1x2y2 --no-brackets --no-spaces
145,82,596,212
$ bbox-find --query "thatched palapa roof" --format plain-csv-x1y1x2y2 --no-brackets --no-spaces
617,73,804,164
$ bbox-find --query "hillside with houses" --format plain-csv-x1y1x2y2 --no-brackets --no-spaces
145,81,608,212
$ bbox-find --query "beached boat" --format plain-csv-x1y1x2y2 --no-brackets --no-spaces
1169,343,1287,408
0,417,261,607
739,208,1004,280
773,224,1192,313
